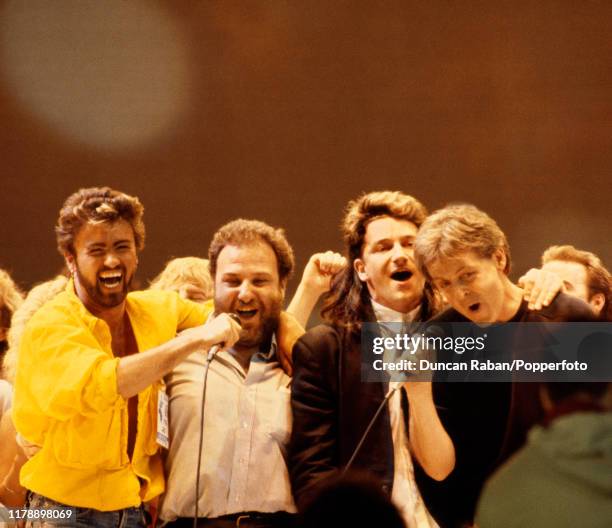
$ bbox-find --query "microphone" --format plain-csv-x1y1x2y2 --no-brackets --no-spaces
206,312,242,361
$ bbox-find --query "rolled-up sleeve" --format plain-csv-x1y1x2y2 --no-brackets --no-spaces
15,322,121,426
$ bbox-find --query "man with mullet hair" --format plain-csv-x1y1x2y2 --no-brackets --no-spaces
290,191,455,528
12,187,243,527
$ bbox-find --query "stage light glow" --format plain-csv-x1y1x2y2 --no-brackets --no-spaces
0,0,191,150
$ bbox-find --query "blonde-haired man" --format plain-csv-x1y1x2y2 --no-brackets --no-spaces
413,203,598,527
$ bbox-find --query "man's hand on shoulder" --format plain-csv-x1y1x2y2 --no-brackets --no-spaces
518,268,563,310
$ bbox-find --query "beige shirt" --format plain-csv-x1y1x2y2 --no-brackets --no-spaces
160,340,296,521
371,300,438,528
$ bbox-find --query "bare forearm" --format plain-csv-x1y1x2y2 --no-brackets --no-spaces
286,282,325,328
407,384,455,480
116,312,241,399
116,333,203,398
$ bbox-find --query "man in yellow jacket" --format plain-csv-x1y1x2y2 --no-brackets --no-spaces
12,187,242,527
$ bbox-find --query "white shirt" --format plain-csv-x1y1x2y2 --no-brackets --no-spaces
371,300,438,528
160,339,296,521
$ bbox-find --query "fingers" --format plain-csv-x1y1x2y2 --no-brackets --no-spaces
518,268,539,305
519,268,563,310
207,312,242,351
313,251,347,276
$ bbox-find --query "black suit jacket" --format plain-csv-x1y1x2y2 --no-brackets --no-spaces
288,323,402,510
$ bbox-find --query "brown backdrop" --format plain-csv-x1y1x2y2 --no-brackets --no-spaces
1,1,610,297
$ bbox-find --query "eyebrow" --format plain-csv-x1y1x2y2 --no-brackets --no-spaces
221,272,273,279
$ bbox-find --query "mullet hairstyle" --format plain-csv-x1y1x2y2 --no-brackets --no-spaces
55,187,145,256
414,203,511,282
542,245,612,321
321,191,435,334
208,219,295,283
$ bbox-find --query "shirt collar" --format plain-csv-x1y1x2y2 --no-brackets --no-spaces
371,298,420,323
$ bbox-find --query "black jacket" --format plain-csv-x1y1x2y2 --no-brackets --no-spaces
414,293,599,527
288,323,402,510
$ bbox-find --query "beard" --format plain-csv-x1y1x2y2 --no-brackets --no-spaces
75,265,133,309
235,301,282,351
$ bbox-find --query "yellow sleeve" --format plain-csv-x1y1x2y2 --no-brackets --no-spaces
14,320,121,425
175,297,213,331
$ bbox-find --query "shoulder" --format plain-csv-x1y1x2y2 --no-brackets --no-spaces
297,324,345,349
294,324,346,364
532,293,598,322
129,289,208,315
128,288,182,309
24,290,82,332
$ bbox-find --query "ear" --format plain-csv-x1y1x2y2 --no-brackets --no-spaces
64,252,76,275
354,258,368,282
589,293,605,315
493,248,507,272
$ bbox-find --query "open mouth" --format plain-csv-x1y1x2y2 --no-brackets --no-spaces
391,270,413,282
98,271,123,289
468,302,480,312
236,308,258,320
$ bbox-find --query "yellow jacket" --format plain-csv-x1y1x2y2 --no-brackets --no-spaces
13,282,211,511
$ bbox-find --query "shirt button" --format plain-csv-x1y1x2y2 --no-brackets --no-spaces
242,421,248,428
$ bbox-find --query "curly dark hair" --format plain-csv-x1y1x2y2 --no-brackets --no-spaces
208,219,294,283
56,187,145,256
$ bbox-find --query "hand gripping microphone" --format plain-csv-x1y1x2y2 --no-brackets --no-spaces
194,313,242,527
205,312,242,361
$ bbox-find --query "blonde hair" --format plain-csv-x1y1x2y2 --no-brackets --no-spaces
415,204,511,280
2,275,68,382
542,245,611,320
0,269,23,324
149,257,214,300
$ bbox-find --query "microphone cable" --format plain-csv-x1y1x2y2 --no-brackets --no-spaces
193,313,241,528
342,384,399,475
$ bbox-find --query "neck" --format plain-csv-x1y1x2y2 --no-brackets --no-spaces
497,278,524,322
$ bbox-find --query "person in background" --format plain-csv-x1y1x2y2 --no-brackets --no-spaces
149,257,214,304
0,269,23,418
476,376,612,528
540,245,611,321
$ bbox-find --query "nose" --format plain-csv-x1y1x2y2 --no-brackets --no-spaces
104,252,120,268
391,242,409,264
237,281,254,303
